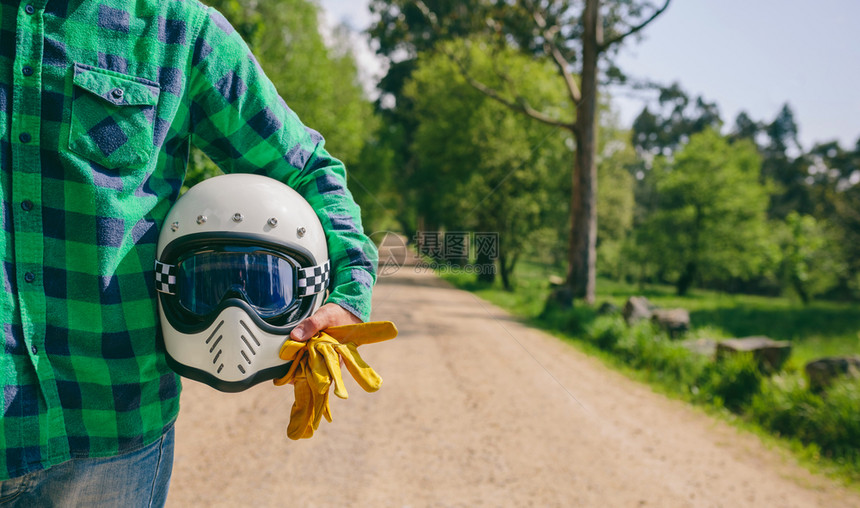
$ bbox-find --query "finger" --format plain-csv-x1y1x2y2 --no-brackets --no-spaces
290,303,362,341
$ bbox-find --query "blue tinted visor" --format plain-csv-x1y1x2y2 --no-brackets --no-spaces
176,248,297,318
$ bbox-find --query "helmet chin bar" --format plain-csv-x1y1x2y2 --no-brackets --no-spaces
159,304,294,392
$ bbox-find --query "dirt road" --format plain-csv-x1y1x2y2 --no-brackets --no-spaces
167,265,859,507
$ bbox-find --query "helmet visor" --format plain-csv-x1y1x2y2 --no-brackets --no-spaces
176,248,297,318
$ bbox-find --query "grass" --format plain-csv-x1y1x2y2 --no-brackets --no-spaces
596,278,860,364
437,261,860,485
446,262,860,365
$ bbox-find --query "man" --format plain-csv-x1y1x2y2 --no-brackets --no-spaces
0,0,376,505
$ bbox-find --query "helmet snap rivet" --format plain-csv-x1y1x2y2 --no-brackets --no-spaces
297,226,306,238
232,213,244,223
170,221,179,232
267,217,278,227
197,215,207,225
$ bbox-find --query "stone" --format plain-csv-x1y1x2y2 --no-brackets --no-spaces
805,356,860,392
651,308,691,338
681,338,717,358
597,301,620,315
548,275,565,287
623,296,654,325
716,336,792,373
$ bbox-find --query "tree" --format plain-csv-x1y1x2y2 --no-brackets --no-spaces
776,212,843,304
759,104,812,218
639,129,770,295
631,83,722,157
806,138,860,297
404,39,570,289
369,0,672,304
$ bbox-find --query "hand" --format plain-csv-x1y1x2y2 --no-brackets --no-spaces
290,303,362,342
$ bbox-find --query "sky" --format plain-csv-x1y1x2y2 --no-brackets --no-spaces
319,0,860,150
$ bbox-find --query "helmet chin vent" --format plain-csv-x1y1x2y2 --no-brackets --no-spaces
206,320,226,374
240,320,261,355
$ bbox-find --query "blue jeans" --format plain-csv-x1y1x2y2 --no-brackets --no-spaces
0,427,174,507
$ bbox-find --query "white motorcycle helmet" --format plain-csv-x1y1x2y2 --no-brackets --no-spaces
155,174,330,392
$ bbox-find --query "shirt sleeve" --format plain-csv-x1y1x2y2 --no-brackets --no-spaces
185,7,377,321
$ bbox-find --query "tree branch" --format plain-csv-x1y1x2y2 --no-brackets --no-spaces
599,0,672,51
446,49,575,130
414,0,574,130
532,10,582,105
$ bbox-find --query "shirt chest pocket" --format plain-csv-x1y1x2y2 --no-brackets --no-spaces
69,63,161,170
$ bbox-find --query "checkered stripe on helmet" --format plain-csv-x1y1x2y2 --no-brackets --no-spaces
154,260,177,295
297,260,330,297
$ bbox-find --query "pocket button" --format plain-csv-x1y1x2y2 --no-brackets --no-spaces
111,88,124,99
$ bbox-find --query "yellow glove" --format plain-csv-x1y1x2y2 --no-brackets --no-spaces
273,321,398,440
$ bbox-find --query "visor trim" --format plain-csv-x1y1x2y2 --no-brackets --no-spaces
154,259,330,297
155,260,177,295
297,260,331,297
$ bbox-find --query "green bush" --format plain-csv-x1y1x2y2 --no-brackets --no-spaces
815,378,860,462
752,374,860,463
698,353,763,412
750,373,820,439
587,315,627,350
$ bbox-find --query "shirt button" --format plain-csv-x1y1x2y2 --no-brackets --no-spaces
21,200,34,211
22,66,33,76
19,132,31,143
25,4,35,14
31,345,38,355
24,272,35,283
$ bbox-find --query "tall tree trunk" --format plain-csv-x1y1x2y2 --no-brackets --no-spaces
677,205,702,296
476,247,496,285
676,261,696,296
566,0,599,304
498,250,512,291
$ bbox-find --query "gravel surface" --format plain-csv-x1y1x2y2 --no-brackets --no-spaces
167,264,859,507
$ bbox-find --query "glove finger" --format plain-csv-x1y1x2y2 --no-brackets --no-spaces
273,350,305,386
338,343,383,392
287,365,315,440
319,343,349,400
306,343,332,395
323,394,333,423
279,340,307,361
325,321,398,347
310,385,329,431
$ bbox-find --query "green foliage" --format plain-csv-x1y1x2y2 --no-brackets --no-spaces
596,122,637,280
752,374,860,464
631,83,722,156
587,314,628,350
348,121,408,234
775,212,845,303
637,129,772,294
700,354,762,412
404,38,570,287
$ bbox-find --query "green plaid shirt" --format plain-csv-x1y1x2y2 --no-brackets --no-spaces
0,0,377,480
